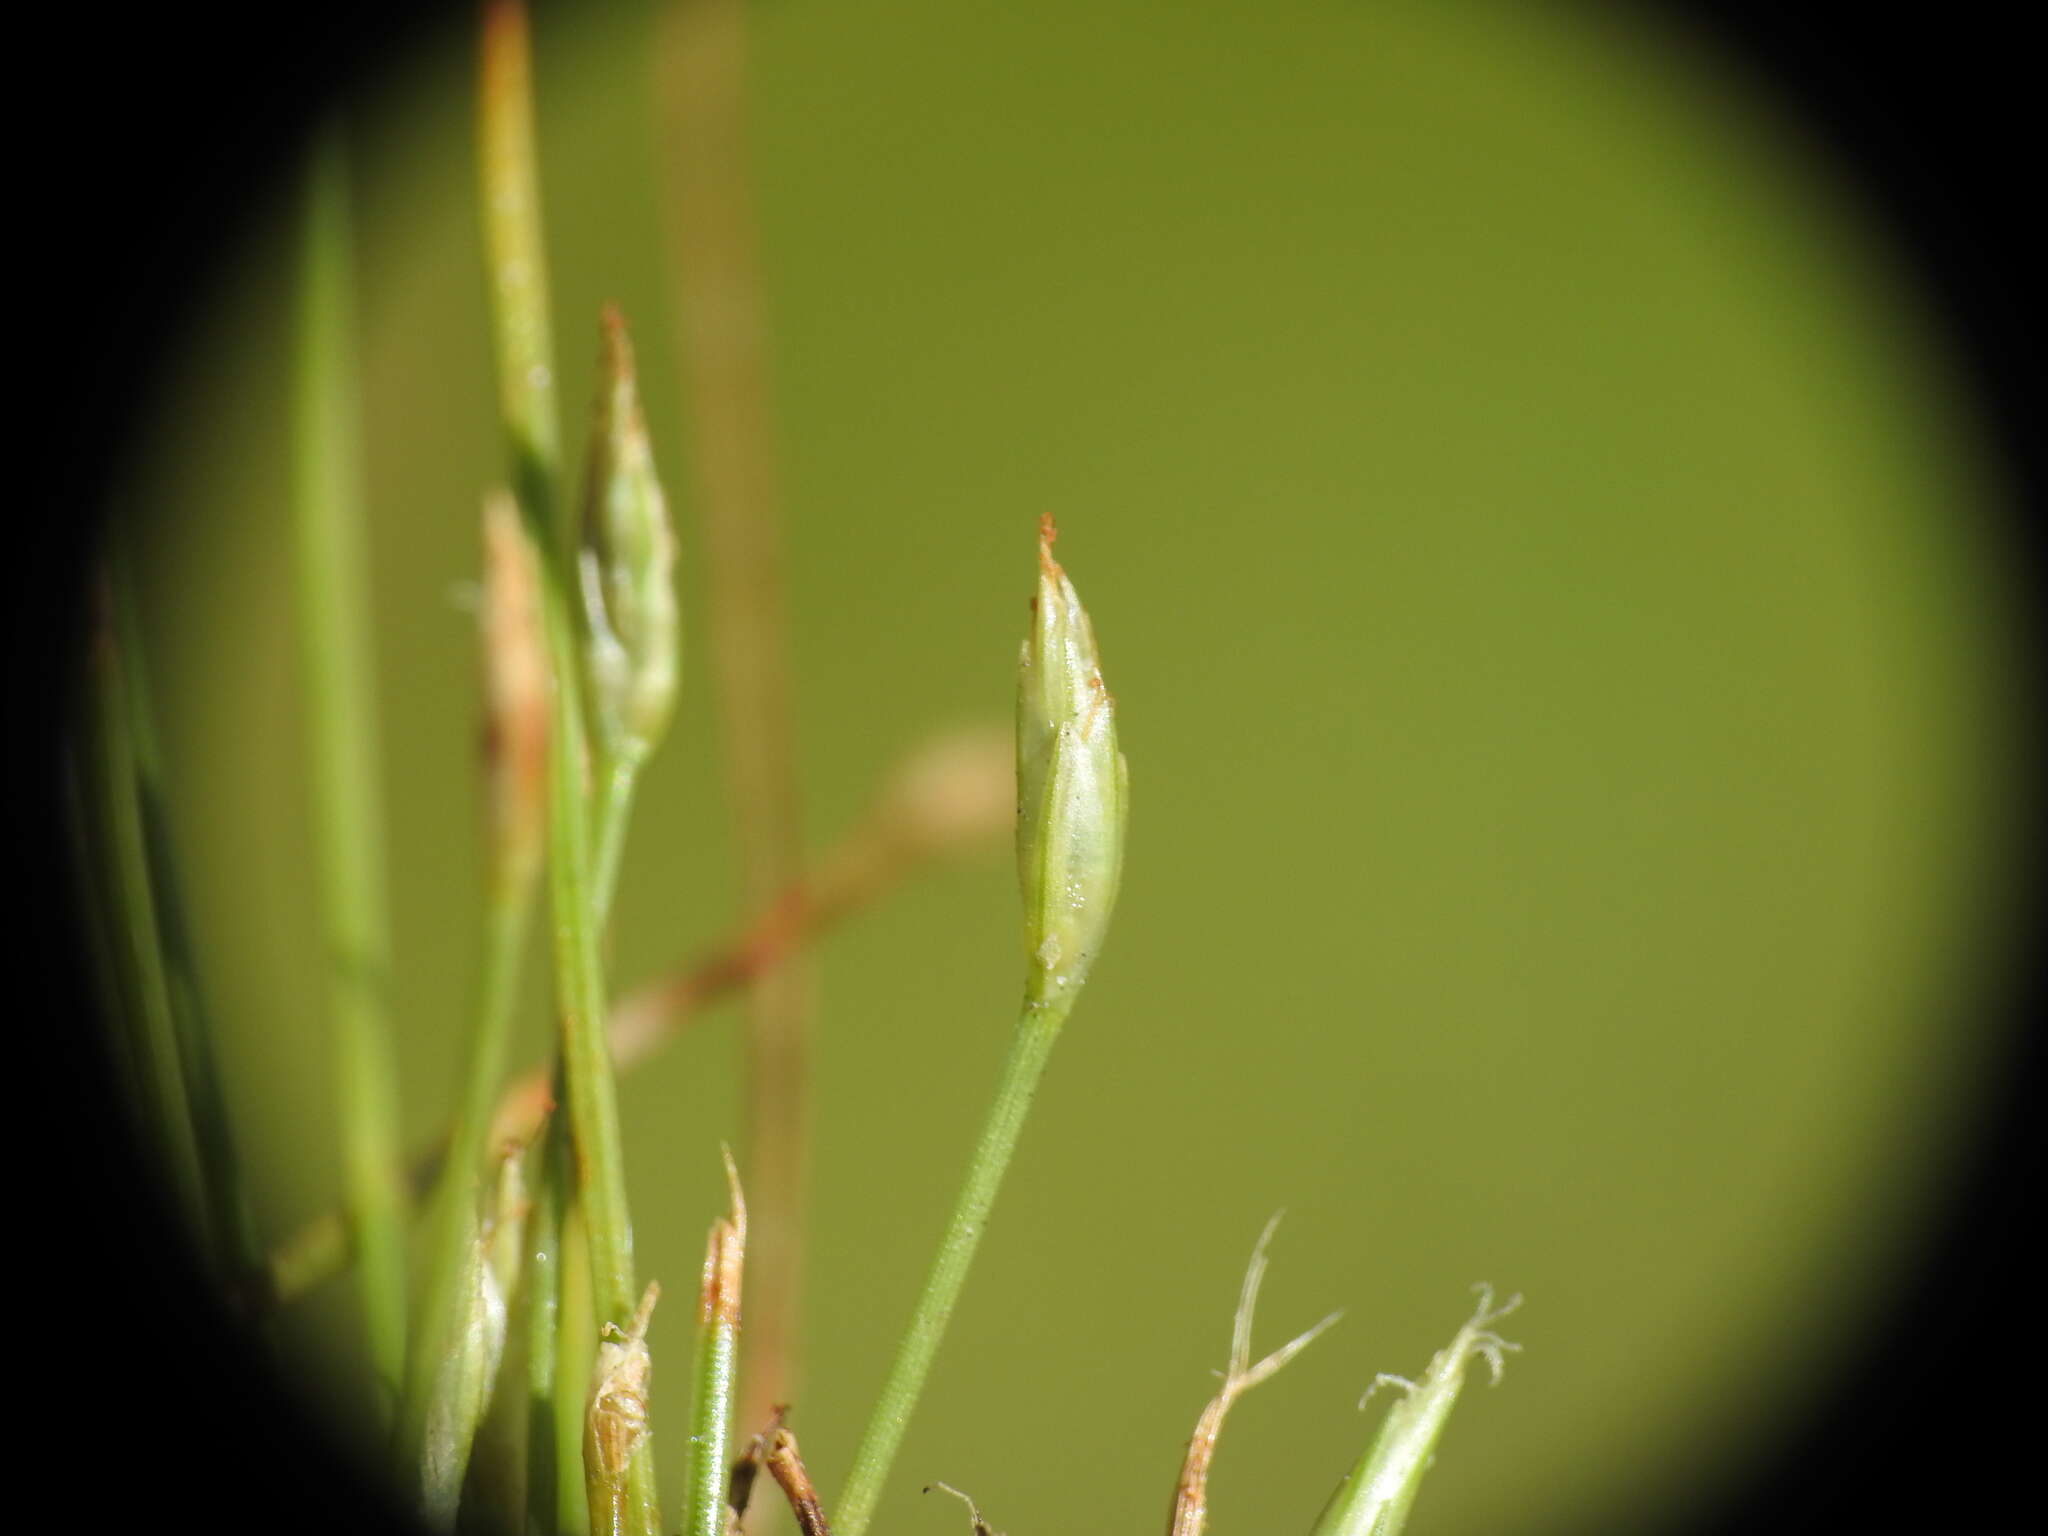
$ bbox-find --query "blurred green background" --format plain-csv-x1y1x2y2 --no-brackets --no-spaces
123,0,2018,1531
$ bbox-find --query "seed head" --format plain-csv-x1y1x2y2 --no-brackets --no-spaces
1015,516,1127,1012
577,306,679,766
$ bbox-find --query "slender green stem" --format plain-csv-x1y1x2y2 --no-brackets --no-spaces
682,1299,741,1536
514,543,637,1533
107,546,265,1299
539,583,660,1532
479,7,656,1529
479,0,638,1348
520,668,635,1536
554,1188,597,1536
522,1116,566,1535
508,641,638,1536
590,758,641,921
294,117,407,1398
534,592,638,1322
834,999,1072,1536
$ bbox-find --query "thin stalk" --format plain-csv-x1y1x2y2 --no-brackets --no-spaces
682,1155,746,1536
521,770,637,1533
496,531,641,1536
479,2,635,1318
554,1189,597,1536
522,1118,566,1536
590,761,640,920
108,547,265,1300
535,601,650,1486
293,116,407,1396
540,661,661,1536
520,653,635,1536
660,0,811,1435
834,1000,1073,1536
586,711,643,939
480,8,656,1529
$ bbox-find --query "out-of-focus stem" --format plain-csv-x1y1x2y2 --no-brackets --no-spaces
478,0,561,548
107,547,265,1300
660,0,811,1437
293,117,407,1399
85,572,207,1250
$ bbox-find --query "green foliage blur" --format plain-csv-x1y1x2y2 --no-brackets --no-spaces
124,1,2014,1531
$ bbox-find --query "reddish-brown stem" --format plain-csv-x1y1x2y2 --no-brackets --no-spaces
660,0,811,1440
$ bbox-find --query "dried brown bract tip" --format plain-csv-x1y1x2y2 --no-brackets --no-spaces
1168,1215,1341,1536
762,1419,831,1536
701,1145,748,1329
724,1405,788,1530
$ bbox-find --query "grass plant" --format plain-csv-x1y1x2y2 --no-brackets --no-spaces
81,3,1520,1531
